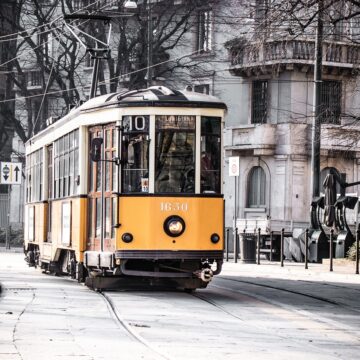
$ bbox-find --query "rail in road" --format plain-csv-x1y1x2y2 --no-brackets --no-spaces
1,253,360,360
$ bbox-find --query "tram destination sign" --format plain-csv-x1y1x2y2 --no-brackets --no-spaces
0,162,22,185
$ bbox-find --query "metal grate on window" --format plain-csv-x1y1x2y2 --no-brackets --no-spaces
252,80,268,124
319,81,341,124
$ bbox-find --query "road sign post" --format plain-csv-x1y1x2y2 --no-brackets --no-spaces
1,162,22,250
229,157,240,262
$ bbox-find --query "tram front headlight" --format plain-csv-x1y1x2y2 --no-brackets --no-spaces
122,233,133,243
164,216,185,237
211,233,220,244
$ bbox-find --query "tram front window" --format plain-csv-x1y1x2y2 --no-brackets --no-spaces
155,115,195,193
122,116,149,193
201,117,221,193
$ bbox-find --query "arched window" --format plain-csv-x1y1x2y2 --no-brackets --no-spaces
320,167,345,195
248,166,266,207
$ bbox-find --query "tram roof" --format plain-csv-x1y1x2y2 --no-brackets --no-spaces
80,86,227,111
26,86,226,148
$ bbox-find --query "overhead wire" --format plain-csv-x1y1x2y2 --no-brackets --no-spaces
0,0,103,42
0,0,105,67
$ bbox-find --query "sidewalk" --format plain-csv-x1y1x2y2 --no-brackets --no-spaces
0,246,23,253
221,259,360,285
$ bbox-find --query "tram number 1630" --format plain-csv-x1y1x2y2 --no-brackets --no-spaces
160,202,188,212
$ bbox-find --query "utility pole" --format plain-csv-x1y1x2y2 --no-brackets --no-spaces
311,0,324,199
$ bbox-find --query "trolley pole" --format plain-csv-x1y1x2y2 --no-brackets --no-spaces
305,229,309,270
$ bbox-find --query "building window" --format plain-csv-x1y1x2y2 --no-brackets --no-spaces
27,71,42,87
85,53,94,68
255,0,269,19
252,80,268,124
196,10,212,53
247,166,266,207
72,0,84,11
255,0,269,24
194,84,210,94
320,81,341,124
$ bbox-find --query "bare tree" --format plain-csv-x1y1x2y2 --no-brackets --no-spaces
0,0,227,146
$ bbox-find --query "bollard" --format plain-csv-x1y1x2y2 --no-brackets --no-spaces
226,228,229,262
234,228,238,263
280,228,284,267
305,228,309,270
356,224,360,275
270,231,273,262
329,229,334,272
257,228,261,265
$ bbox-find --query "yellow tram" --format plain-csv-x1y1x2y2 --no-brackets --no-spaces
24,86,226,290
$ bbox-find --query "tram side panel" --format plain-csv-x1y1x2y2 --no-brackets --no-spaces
24,203,47,247
49,198,88,264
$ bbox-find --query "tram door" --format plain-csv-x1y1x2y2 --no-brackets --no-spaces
47,145,53,242
88,125,117,251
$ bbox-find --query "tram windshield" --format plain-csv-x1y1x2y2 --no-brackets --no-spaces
122,116,150,193
155,115,195,193
201,117,221,193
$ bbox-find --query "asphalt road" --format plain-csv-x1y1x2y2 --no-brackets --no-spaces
1,252,360,360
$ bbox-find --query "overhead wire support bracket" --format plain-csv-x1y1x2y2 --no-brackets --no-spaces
63,13,112,99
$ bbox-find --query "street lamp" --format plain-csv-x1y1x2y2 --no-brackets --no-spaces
124,1,138,9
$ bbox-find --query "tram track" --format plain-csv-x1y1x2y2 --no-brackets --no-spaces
10,289,36,360
101,292,173,360
218,276,339,304
210,281,360,341
188,283,360,358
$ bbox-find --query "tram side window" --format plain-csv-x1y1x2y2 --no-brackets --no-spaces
53,129,79,199
201,117,221,193
155,115,195,193
122,116,150,193
26,148,43,203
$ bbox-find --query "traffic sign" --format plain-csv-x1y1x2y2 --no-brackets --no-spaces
229,157,239,177
0,162,22,184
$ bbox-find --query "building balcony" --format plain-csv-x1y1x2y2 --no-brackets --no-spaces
225,123,276,155
225,123,310,156
228,38,360,77
321,124,360,156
